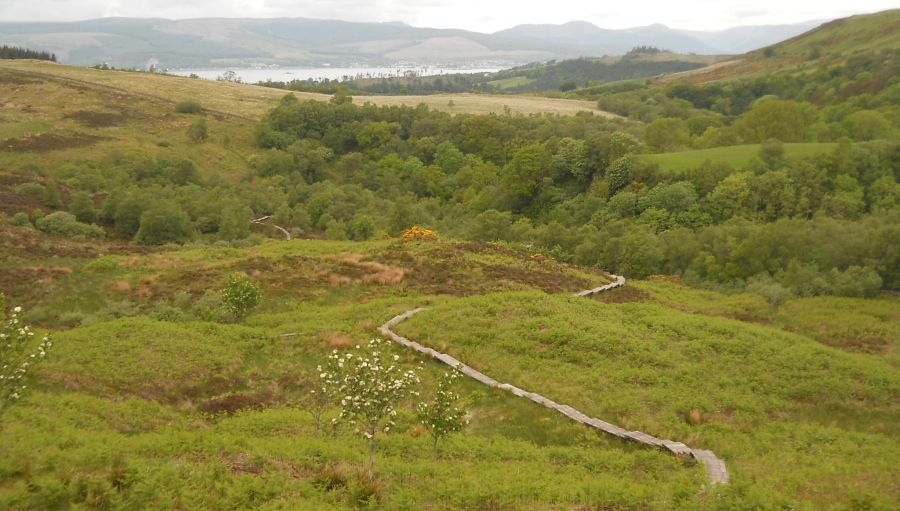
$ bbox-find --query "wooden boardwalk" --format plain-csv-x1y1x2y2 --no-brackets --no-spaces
378,274,730,486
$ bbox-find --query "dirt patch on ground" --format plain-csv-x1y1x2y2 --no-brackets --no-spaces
482,263,594,294
0,174,44,215
0,223,101,258
795,332,889,354
589,285,651,304
322,254,408,286
64,110,126,128
378,242,600,296
0,74,39,86
0,264,74,309
198,389,277,415
1,132,108,152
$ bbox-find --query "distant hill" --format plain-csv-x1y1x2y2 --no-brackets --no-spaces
683,21,823,54
658,9,900,84
493,20,821,55
0,15,828,69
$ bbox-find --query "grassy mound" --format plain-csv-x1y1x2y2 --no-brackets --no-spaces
397,291,900,507
641,143,836,172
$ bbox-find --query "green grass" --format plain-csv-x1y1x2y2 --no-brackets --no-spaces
1,236,898,508
2,283,708,510
397,291,900,508
0,60,608,118
659,9,900,84
638,281,900,363
486,76,536,89
767,9,900,57
641,143,837,172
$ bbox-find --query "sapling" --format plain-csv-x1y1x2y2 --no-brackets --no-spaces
0,295,51,420
416,368,468,459
321,339,419,479
220,273,261,321
305,376,334,434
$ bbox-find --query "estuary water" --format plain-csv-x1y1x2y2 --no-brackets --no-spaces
168,66,504,84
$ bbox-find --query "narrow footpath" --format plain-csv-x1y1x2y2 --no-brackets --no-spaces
378,274,730,486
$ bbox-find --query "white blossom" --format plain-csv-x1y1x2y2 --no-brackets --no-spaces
0,302,50,415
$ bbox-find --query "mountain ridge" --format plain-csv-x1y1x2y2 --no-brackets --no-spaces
0,15,830,68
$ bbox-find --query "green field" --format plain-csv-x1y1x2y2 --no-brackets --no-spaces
1,232,898,509
396,284,899,508
641,143,837,172
0,61,611,118
486,76,536,90
0,238,710,510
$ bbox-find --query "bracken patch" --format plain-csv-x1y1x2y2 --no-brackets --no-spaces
1,132,108,152
64,110,126,128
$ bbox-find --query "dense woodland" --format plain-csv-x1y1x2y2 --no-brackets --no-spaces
7,28,899,302
0,45,56,61
26,86,898,301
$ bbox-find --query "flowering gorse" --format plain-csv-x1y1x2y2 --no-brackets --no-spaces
0,297,51,418
320,338,419,478
401,225,439,241
416,368,468,459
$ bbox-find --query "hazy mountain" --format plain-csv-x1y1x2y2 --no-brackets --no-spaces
0,16,825,69
494,20,823,55
684,20,825,53
494,22,720,55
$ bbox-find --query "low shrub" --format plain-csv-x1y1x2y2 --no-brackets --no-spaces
34,212,105,239
187,119,209,143
15,182,44,197
220,273,261,321
401,225,439,241
174,100,203,113
12,212,30,227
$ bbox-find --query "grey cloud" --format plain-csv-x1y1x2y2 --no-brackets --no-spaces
0,0,897,31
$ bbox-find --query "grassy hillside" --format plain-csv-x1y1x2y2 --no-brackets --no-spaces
350,51,723,95
0,60,611,118
0,62,256,183
0,40,897,510
641,143,836,172
483,52,721,93
659,9,900,83
1,235,896,508
0,238,711,510
397,284,900,508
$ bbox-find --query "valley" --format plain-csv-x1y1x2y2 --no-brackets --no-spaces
0,7,897,510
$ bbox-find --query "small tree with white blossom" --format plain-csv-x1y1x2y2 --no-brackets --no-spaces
305,376,334,434
416,369,468,459
320,339,418,479
0,295,51,420
220,273,261,322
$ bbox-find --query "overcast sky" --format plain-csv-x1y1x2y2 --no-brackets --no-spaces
0,0,895,32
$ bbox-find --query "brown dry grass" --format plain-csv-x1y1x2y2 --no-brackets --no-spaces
112,280,132,293
0,60,617,118
327,254,408,286
359,262,406,285
0,132,106,152
63,110,126,128
328,274,352,287
322,332,353,349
